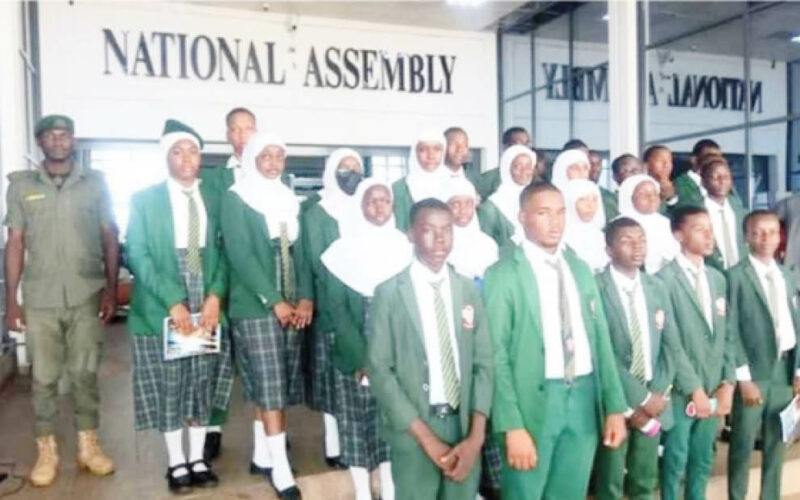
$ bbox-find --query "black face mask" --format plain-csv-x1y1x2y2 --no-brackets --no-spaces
336,170,363,195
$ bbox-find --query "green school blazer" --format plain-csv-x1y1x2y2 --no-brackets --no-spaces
706,195,749,272
600,187,619,220
477,200,516,254
367,266,494,436
483,247,627,439
126,182,228,336
220,190,303,319
657,260,735,395
325,274,368,376
673,173,704,207
391,179,414,232
297,203,341,331
727,258,800,382
478,168,501,200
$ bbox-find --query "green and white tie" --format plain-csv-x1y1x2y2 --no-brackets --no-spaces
548,259,575,383
431,280,460,409
183,190,201,275
625,287,646,381
766,269,782,352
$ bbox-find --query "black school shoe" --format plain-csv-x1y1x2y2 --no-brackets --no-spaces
188,460,219,488
274,485,302,499
250,462,272,477
203,432,222,461
165,464,193,495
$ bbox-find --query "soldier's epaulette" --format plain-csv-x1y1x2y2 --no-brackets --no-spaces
7,170,37,183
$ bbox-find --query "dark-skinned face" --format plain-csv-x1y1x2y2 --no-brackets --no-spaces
37,129,75,164
588,152,602,182
255,145,286,179
410,208,453,272
702,163,732,199
445,131,469,169
613,158,645,186
416,141,444,172
226,112,256,158
447,195,475,227
362,185,393,226
507,131,530,147
647,148,673,180
519,189,565,252
167,139,201,186
607,225,647,272
510,154,535,186
746,215,781,260
674,212,715,257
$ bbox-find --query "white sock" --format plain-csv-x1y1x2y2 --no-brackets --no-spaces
164,429,188,476
266,433,296,491
188,426,208,471
323,413,341,458
349,467,372,500
207,425,222,433
253,420,272,468
379,461,395,500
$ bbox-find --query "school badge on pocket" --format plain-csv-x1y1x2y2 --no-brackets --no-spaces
461,305,475,330
654,309,665,330
716,297,727,317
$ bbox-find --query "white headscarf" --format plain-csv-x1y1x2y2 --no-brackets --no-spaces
404,129,448,202
563,179,608,271
488,145,537,246
551,149,591,193
443,178,499,280
618,174,679,274
229,132,300,242
318,148,363,221
321,178,412,297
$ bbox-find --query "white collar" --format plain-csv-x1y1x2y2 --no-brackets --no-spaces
410,257,449,283
226,154,241,169
444,165,466,179
748,254,779,276
687,170,702,186
705,196,730,210
167,176,201,195
522,238,564,266
610,265,641,292
676,251,705,275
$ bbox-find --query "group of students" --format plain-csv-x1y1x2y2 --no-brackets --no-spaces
125,106,800,500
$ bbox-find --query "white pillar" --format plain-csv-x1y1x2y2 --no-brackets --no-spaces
607,0,639,159
0,1,29,181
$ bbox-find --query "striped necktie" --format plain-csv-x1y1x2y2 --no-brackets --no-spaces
689,267,711,330
183,190,201,275
431,279,460,409
765,269,782,353
624,286,646,381
548,259,575,383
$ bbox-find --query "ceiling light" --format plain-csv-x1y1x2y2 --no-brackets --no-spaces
792,34,800,44
602,13,609,21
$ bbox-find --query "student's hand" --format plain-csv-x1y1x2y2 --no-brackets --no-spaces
292,299,314,329
169,303,192,335
355,370,369,383
442,434,483,483
630,408,651,430
714,382,735,417
4,299,25,332
505,429,537,471
98,287,117,325
199,294,221,332
691,388,713,419
793,376,800,397
659,179,676,201
738,381,763,407
273,301,294,328
642,392,668,418
409,418,453,472
603,414,627,448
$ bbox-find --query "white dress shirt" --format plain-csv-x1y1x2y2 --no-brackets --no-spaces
409,258,461,405
687,170,708,197
676,252,713,331
226,154,243,182
522,240,593,379
705,197,739,268
610,266,653,382
737,255,798,381
166,177,207,249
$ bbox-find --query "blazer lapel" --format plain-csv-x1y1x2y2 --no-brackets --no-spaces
598,269,631,351
512,249,543,334
670,261,710,335
743,259,771,319
397,269,427,354
153,182,177,252
642,276,663,368
448,268,471,391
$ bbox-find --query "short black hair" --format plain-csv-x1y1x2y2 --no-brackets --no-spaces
444,126,467,139
691,138,720,157
670,204,708,232
410,198,452,227
611,154,639,177
699,154,730,180
743,209,779,234
643,144,670,162
502,126,529,146
605,216,643,246
225,107,256,127
519,181,561,209
563,139,588,151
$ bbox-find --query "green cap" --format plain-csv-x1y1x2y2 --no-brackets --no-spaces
161,119,204,149
35,115,74,137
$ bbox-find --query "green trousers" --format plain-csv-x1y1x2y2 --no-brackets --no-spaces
501,376,599,500
26,293,104,437
389,413,481,500
661,394,719,500
728,358,793,500
595,425,659,500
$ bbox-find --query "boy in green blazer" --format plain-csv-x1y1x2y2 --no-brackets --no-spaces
727,210,800,500
595,216,683,500
368,199,493,500
484,182,628,500
658,204,736,500
700,155,747,272
673,139,721,207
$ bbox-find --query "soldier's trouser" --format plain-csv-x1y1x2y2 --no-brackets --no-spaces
26,293,104,437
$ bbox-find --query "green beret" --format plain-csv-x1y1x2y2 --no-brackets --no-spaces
35,115,74,137
161,119,204,149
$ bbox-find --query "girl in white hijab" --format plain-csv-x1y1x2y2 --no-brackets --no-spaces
618,174,680,274
551,148,591,193
321,178,410,500
563,179,609,271
478,145,537,250
392,130,447,230
317,148,364,220
443,177,499,282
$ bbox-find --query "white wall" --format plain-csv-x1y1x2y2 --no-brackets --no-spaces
0,1,28,181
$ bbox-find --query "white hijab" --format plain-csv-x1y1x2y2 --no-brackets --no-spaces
229,132,300,242
321,178,412,297
488,145,537,246
404,129,448,202
317,148,363,221
551,149,590,193
563,179,608,271
443,178,499,280
618,174,679,274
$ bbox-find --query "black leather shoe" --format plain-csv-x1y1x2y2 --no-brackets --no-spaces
324,456,346,469
203,432,222,461
165,464,193,495
188,460,219,488
250,461,272,477
275,485,302,499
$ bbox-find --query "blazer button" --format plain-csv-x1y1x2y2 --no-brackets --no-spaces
422,383,429,392
538,384,544,392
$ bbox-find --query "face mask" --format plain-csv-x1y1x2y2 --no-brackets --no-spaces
336,170,363,195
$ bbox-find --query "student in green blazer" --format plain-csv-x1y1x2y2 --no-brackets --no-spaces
297,148,365,467
477,145,538,254
220,132,306,499
392,131,447,231
727,210,800,500
443,127,484,194
673,139,722,208
595,217,683,500
602,154,647,220
643,145,679,213
126,120,229,494
368,199,493,500
484,182,628,500
658,205,736,500
700,156,748,272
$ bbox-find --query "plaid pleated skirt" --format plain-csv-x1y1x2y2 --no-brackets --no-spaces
481,435,503,489
310,328,336,414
